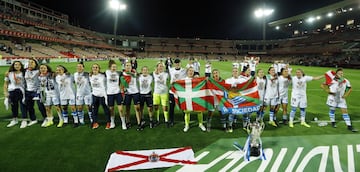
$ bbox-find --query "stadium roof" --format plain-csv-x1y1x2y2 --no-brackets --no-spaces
268,0,359,27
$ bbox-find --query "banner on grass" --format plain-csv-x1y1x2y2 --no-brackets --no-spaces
170,77,260,114
105,147,196,171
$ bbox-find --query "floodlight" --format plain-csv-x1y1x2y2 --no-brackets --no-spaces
316,16,321,20
109,0,127,11
349,8,353,11
254,8,274,18
327,12,334,17
307,17,315,23
275,26,280,30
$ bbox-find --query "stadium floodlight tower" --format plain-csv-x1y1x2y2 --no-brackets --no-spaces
254,7,274,41
109,0,127,48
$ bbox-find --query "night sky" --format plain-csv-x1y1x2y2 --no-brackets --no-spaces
27,0,343,40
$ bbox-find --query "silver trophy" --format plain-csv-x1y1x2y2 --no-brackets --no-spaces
234,121,266,161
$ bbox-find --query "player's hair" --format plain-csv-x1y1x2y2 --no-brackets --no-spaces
39,64,55,77
336,68,343,73
108,59,116,68
267,67,274,74
28,58,39,70
90,63,101,76
186,66,195,78
280,68,287,75
78,61,85,67
57,65,69,75
8,61,24,72
212,69,219,73
296,68,305,76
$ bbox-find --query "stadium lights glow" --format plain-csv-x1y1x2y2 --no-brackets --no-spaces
316,16,321,20
349,8,353,11
275,26,280,30
254,8,274,18
307,17,315,23
109,0,127,11
327,12,334,17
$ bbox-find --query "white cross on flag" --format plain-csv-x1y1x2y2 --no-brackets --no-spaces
105,147,197,171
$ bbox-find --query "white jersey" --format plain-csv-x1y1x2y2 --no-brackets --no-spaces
169,67,186,84
39,73,58,97
225,76,248,86
105,70,121,95
193,61,200,72
74,72,91,96
291,76,313,97
278,76,291,98
272,63,279,74
139,74,153,94
153,72,168,94
249,61,257,72
186,63,194,69
256,76,266,101
264,75,279,99
90,73,107,97
56,74,75,100
232,63,239,69
239,62,248,72
278,63,286,73
123,72,139,94
24,69,40,92
326,79,351,108
5,71,25,91
205,64,211,74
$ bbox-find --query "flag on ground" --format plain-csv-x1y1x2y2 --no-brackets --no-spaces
105,147,196,171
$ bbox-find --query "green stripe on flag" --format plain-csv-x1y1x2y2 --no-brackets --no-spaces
173,83,185,92
242,96,260,104
238,76,255,91
193,79,207,91
192,97,214,110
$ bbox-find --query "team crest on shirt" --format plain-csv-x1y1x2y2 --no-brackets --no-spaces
110,74,118,82
142,79,149,89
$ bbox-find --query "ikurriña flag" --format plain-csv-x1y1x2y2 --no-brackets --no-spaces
170,77,215,111
170,77,260,114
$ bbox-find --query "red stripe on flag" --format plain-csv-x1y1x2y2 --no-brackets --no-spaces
159,157,197,164
107,159,149,172
159,146,192,157
115,151,148,158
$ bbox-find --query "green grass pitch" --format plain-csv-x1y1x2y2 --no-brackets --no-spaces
0,58,359,172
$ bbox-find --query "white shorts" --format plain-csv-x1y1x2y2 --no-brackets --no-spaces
76,95,93,106
279,96,288,104
44,96,60,106
291,95,307,108
264,97,279,106
326,95,347,109
60,98,76,106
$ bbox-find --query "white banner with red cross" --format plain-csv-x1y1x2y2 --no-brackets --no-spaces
105,147,197,171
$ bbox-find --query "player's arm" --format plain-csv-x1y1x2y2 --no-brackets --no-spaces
312,75,324,80
343,86,352,98
3,72,9,97
320,83,332,94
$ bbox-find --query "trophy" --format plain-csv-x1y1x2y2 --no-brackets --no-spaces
234,121,266,161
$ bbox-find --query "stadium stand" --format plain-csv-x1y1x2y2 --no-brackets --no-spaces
0,0,358,68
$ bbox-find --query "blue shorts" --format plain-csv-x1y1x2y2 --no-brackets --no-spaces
124,93,140,106
140,93,153,107
107,93,123,106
